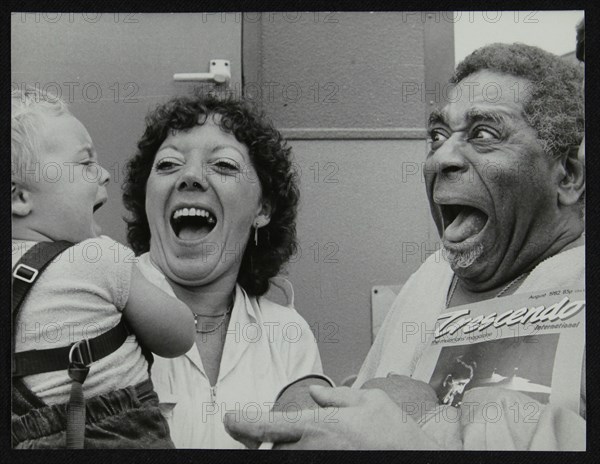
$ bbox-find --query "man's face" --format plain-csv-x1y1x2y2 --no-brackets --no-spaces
425,71,563,288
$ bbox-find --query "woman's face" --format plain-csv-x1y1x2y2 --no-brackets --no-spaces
145,116,270,288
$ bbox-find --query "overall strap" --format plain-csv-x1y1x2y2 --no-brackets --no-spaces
11,241,74,425
12,240,73,323
12,240,73,378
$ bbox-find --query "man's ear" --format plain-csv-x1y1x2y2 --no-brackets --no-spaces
12,180,33,216
557,146,585,206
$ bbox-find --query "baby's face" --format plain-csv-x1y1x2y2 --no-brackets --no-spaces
24,113,110,242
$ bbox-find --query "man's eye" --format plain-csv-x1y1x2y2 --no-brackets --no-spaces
428,129,449,149
470,127,499,140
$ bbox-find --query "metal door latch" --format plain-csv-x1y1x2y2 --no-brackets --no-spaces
173,59,230,84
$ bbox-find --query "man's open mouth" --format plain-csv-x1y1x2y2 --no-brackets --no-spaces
170,207,217,241
440,204,488,243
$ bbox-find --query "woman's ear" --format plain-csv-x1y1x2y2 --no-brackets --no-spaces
557,146,585,207
12,180,33,216
255,199,273,227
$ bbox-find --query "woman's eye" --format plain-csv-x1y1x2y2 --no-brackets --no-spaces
155,159,181,171
213,160,240,172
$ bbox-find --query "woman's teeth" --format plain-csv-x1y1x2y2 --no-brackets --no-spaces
171,206,217,240
172,207,215,224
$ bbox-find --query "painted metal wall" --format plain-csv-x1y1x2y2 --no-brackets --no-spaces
249,12,455,383
12,13,242,243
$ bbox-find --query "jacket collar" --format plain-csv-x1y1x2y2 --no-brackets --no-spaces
136,253,259,380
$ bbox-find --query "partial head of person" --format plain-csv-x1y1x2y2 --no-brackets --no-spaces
576,18,584,63
11,87,110,243
123,92,299,296
576,18,585,163
425,43,584,292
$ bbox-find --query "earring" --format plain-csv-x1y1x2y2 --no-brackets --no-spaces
254,222,260,246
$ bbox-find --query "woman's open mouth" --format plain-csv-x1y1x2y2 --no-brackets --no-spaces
440,204,488,243
170,207,217,241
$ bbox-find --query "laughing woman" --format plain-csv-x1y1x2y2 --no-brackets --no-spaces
123,94,322,448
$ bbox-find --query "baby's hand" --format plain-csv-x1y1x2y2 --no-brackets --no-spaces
360,374,439,423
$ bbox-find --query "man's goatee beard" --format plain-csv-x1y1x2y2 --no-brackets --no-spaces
444,243,484,269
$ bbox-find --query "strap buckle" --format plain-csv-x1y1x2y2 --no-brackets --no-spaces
13,264,39,283
68,339,93,367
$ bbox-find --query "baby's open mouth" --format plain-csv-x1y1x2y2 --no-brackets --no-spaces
93,199,106,213
440,204,488,243
170,207,217,241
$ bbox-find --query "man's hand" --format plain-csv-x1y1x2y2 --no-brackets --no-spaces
223,385,441,450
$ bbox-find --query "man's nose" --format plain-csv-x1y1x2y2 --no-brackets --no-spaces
429,136,468,177
177,166,209,192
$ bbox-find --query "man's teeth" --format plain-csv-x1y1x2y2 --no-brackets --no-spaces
172,207,215,223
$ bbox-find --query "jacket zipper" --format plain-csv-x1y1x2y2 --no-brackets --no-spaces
209,385,217,447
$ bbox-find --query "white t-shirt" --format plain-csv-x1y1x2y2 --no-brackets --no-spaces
12,236,148,405
136,253,323,448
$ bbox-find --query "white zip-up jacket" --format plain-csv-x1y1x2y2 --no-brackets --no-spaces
136,253,323,448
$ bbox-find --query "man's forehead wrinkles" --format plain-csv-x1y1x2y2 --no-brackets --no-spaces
428,107,467,130
434,103,519,130
428,105,469,132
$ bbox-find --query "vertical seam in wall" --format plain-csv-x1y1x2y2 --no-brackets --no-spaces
241,15,263,109
423,14,455,244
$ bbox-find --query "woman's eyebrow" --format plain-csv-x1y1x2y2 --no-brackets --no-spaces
157,144,179,153
210,144,245,156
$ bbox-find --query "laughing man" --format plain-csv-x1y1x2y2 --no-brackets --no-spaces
224,43,585,450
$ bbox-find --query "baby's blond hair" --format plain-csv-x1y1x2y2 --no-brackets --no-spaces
11,86,70,182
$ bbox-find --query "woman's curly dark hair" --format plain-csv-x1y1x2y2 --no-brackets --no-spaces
452,43,584,161
123,93,299,296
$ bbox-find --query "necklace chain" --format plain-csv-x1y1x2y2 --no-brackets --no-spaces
194,310,229,318
446,272,529,308
193,301,234,334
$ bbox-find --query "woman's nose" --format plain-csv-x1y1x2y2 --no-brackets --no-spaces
177,168,209,192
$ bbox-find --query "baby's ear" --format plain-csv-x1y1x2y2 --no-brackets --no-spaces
12,180,32,216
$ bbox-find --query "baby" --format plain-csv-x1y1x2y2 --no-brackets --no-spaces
11,87,195,448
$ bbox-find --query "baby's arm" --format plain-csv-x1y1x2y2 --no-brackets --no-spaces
361,375,439,423
123,266,195,358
